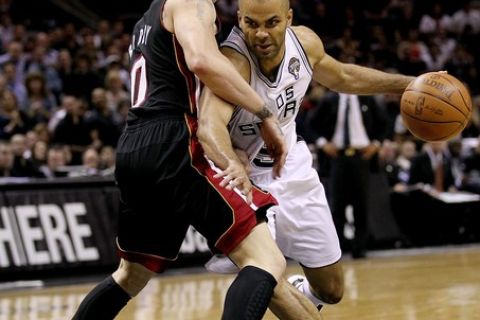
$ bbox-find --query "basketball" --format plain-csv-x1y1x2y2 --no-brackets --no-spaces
400,72,472,141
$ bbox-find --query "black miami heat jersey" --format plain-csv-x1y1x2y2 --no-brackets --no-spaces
128,0,200,120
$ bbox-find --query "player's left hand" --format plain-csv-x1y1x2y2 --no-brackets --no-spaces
214,159,253,204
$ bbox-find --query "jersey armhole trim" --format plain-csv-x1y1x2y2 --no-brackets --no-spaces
287,27,313,75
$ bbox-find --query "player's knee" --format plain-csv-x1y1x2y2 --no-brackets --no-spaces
311,278,344,304
113,259,155,297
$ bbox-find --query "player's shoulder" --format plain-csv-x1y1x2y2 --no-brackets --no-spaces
290,25,325,61
290,26,320,43
220,46,252,81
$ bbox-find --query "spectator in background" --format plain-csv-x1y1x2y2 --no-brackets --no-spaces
444,45,476,95
88,87,121,149
395,140,417,187
448,138,466,189
24,46,62,97
0,89,33,140
2,60,27,108
99,145,115,176
418,3,452,35
450,1,480,34
104,69,128,112
34,32,59,67
462,96,480,137
9,133,44,177
69,53,102,101
463,137,480,194
0,140,13,177
215,0,237,40
94,19,112,49
69,147,100,177
55,49,76,97
379,140,400,185
39,144,68,178
24,72,56,123
52,96,91,164
308,91,388,258
33,122,50,144
409,141,455,192
0,13,15,49
0,41,27,84
48,94,74,134
396,29,428,75
30,139,47,168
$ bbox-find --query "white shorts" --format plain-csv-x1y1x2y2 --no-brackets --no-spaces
251,141,342,268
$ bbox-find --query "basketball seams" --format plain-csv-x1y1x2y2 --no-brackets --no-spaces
404,88,468,118
400,109,463,124
436,74,472,113
401,110,463,141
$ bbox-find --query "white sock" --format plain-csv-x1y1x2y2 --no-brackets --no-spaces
300,279,326,307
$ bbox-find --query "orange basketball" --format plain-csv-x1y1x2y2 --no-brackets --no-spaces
400,72,472,141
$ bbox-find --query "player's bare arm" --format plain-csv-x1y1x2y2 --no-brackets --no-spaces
197,87,253,203
163,0,286,175
221,47,287,177
163,0,273,117
292,26,416,95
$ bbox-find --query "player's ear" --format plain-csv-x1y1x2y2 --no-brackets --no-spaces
287,8,293,26
237,10,242,26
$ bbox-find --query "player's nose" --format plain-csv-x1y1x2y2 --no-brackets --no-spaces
255,28,269,39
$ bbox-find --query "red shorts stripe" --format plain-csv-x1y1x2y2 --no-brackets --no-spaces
117,239,171,273
184,114,277,255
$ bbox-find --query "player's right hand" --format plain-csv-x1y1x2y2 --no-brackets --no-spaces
260,116,287,178
214,159,253,204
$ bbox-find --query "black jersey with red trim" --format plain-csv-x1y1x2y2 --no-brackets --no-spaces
128,0,202,121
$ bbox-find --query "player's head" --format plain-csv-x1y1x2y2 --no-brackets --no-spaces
238,0,292,62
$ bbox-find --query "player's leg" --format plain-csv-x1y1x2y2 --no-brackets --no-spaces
223,222,286,319
269,277,323,320
227,222,322,320
73,118,193,319
72,259,155,320
297,261,344,307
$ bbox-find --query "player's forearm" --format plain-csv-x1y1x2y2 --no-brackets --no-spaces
197,119,241,170
336,64,415,95
194,54,272,119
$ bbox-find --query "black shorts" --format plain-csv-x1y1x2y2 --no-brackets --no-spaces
114,114,276,272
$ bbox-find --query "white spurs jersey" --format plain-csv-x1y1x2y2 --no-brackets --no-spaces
222,26,313,175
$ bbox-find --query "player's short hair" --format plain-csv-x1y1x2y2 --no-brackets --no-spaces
239,0,290,13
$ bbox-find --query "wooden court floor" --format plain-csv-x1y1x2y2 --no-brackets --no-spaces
1,245,479,320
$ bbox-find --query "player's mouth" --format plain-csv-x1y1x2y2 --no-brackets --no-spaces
255,44,272,52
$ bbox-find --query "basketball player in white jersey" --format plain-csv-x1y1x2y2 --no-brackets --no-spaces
198,0,415,313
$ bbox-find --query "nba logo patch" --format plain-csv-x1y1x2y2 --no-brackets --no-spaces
288,57,300,80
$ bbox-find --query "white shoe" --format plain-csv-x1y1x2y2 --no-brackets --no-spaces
287,274,307,290
287,274,324,311
205,254,240,274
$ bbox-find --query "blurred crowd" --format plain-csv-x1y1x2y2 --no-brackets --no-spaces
0,0,478,195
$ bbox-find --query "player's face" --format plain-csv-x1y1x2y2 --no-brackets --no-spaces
238,0,292,62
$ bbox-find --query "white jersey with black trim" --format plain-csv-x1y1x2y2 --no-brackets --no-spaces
222,26,313,176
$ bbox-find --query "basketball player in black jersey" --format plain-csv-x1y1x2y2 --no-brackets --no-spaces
71,0,294,319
